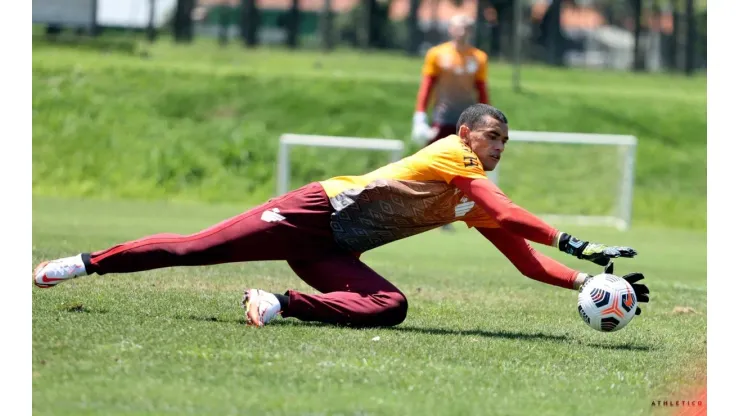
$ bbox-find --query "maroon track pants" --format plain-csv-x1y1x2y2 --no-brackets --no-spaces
87,183,407,327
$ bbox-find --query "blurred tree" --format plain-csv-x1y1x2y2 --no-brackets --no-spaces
173,0,195,43
685,0,695,75
240,0,260,47
320,0,334,50
286,0,301,48
541,0,564,66
360,0,375,49
147,0,157,42
406,0,421,54
218,3,230,46
670,0,679,70
360,0,392,49
490,1,505,57
632,0,644,71
474,0,486,48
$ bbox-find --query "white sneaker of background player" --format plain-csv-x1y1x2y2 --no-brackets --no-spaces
242,289,282,327
33,254,88,288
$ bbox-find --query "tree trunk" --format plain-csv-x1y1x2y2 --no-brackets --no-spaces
685,0,695,75
173,0,194,43
320,0,334,51
360,0,375,49
490,3,501,57
632,0,643,71
544,0,563,66
147,0,157,42
240,0,260,47
474,0,486,49
407,0,421,55
218,4,230,46
286,0,300,48
669,0,679,70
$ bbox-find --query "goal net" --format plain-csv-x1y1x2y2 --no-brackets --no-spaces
489,131,637,230
276,131,637,230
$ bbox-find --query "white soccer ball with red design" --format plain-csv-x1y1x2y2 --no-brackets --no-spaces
577,273,638,332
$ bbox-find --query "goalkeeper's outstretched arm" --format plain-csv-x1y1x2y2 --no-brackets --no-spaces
451,176,638,267
476,226,589,290
478,227,651,315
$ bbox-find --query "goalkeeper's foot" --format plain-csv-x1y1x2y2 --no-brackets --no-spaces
33,254,88,288
242,289,282,327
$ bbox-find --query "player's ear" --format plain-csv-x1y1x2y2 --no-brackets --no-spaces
458,125,469,138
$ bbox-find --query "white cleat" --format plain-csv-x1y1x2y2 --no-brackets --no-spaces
33,254,88,288
241,289,281,327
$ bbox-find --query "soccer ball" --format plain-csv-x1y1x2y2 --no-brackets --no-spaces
577,273,638,332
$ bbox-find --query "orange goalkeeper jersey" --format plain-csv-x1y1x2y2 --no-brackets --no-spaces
422,42,488,125
319,135,500,252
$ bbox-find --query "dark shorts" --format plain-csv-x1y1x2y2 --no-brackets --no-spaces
428,124,458,145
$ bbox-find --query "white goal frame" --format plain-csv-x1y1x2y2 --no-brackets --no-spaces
276,131,637,230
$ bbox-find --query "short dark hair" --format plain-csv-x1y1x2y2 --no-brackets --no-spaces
456,104,508,133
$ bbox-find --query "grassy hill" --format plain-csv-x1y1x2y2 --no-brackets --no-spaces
32,41,707,229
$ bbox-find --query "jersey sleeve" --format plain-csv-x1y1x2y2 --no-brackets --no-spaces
451,176,560,246
477,227,579,290
422,48,440,77
474,50,488,82
426,139,488,184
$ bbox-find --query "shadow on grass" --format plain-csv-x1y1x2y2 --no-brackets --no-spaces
584,342,654,352
184,315,569,342
128,315,657,351
179,315,245,325
58,302,108,314
387,325,570,343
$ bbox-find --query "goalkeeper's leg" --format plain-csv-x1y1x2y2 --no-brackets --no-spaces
254,254,408,328
283,254,408,326
33,183,336,288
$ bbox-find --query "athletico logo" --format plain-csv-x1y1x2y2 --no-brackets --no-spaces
261,208,286,223
454,197,475,217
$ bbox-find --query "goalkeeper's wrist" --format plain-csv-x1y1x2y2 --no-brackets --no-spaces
556,232,588,257
572,272,591,290
552,232,563,248
413,111,428,125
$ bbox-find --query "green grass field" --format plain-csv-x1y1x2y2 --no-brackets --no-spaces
32,40,707,415
32,197,706,415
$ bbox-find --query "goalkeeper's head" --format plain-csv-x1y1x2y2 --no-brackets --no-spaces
448,14,474,46
456,104,509,171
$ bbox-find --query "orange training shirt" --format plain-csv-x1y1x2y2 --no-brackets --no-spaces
320,135,499,252
422,42,488,125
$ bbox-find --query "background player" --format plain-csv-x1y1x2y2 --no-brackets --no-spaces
34,104,649,329
412,14,490,146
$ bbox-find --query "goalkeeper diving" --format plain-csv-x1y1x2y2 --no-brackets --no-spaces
33,104,650,328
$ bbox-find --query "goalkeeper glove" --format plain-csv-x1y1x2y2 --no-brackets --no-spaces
411,112,436,144
583,262,650,315
558,232,637,267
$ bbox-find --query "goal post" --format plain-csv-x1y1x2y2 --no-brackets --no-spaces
276,131,637,230
488,131,638,231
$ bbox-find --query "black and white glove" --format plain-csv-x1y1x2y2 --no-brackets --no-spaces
585,262,651,315
558,233,637,267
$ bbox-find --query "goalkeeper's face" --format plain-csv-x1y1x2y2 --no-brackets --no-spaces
461,116,508,171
